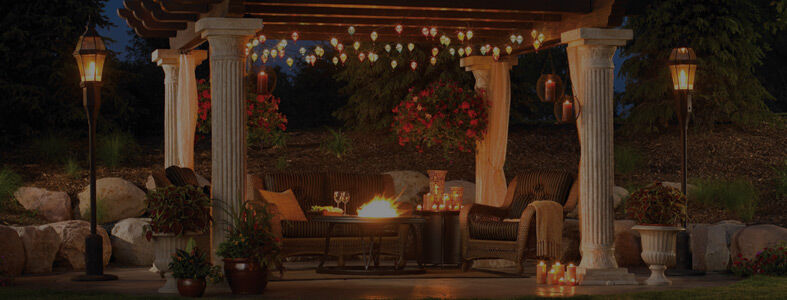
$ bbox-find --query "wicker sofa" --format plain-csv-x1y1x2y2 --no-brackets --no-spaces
460,170,577,274
248,172,412,266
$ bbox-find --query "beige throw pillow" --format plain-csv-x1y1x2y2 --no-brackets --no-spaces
257,189,307,221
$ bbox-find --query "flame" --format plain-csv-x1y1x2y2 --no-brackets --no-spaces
357,196,400,218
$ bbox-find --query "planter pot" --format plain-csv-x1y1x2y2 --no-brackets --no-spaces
152,232,202,293
223,258,267,295
632,225,685,286
177,278,207,297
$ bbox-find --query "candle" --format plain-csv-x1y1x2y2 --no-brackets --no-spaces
545,79,556,102
416,204,422,211
546,269,557,285
257,71,269,95
552,262,564,281
423,193,432,211
562,99,573,122
558,277,565,286
567,278,577,286
432,204,438,211
566,263,577,282
536,261,547,284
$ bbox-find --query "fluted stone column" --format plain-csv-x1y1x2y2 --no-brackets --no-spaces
562,28,635,285
196,17,262,263
460,56,517,207
175,50,208,169
152,49,180,168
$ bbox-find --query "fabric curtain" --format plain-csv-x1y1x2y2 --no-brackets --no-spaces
474,61,512,207
176,53,198,168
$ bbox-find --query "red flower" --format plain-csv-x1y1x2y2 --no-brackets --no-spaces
201,89,211,99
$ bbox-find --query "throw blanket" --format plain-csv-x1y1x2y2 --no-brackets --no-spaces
524,200,564,259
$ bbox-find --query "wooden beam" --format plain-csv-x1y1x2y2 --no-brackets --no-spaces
125,0,188,30
243,0,592,13
141,0,199,22
117,8,178,38
252,16,534,31
155,0,212,13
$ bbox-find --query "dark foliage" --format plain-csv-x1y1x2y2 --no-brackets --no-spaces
144,185,212,239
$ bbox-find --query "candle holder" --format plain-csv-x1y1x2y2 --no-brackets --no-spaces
254,66,277,96
554,95,580,124
427,170,448,196
449,186,464,210
537,74,564,103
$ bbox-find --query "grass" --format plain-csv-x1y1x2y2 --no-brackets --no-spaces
614,145,644,175
64,158,82,179
0,276,784,299
0,166,39,224
97,131,138,168
30,134,72,163
321,128,352,159
693,178,759,222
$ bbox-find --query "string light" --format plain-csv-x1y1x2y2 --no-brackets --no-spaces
429,27,438,38
291,32,299,42
278,40,288,48
369,52,378,63
408,43,415,51
421,27,429,37
336,44,344,52
480,45,488,55
384,44,392,53
465,46,473,55
340,53,348,64
261,54,268,63
251,52,258,61
410,60,418,71
279,50,285,58
431,47,439,57
252,39,259,47
458,47,465,56
537,33,545,43
531,29,538,39
358,52,366,62
332,56,339,65
449,48,456,56
299,47,307,56
348,26,356,35
370,31,378,42
466,30,474,40
505,45,513,55
492,46,500,56
395,24,403,34
286,57,294,67
396,43,403,53
263,49,270,57
271,49,278,58
391,59,398,69
430,56,437,65
457,31,465,42
315,46,324,57
516,34,524,44
353,41,361,51
510,34,517,44
258,35,266,43
330,37,339,47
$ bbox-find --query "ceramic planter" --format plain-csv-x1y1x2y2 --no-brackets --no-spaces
632,225,685,285
177,278,207,297
152,232,202,293
223,258,268,295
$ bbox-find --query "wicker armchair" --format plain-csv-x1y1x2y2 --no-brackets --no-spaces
460,170,577,274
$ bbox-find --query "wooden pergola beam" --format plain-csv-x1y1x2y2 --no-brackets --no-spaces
118,8,178,38
125,0,188,31
243,0,592,13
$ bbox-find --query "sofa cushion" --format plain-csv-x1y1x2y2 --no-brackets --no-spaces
165,166,200,187
264,173,327,214
258,189,307,221
469,221,518,241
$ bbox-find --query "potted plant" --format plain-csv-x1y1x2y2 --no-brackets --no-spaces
216,201,281,295
144,185,212,294
627,182,687,286
169,238,223,297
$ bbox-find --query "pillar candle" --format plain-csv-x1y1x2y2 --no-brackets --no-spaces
567,278,577,286
552,262,564,281
546,269,556,285
545,79,556,102
416,204,422,211
423,193,432,211
558,277,565,286
257,71,268,95
536,261,547,284
562,99,572,122
566,263,577,282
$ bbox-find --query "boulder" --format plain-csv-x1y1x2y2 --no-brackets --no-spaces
445,180,476,204
383,171,429,203
13,225,61,274
144,175,156,191
49,220,111,270
614,219,644,267
13,187,71,222
111,218,154,266
0,225,25,276
731,224,787,260
78,177,146,223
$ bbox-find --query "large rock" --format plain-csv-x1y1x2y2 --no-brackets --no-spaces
383,171,429,203
731,224,787,260
13,187,71,222
111,218,154,266
49,220,111,270
13,225,61,274
614,219,644,267
78,177,146,223
0,225,25,276
690,220,746,272
445,180,476,204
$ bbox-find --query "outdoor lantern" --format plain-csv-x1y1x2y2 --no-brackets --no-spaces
554,95,580,124
536,74,564,103
668,47,697,92
73,26,107,84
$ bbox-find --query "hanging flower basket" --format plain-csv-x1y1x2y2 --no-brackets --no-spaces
392,80,488,155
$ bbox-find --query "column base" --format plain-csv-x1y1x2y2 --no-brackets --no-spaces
578,268,638,286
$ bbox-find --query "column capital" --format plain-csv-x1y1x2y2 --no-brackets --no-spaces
460,55,517,72
188,50,208,65
152,49,180,66
195,17,261,39
561,28,632,48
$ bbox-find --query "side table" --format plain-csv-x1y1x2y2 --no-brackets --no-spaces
418,211,461,267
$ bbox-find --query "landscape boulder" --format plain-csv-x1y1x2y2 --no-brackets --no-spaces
0,225,25,276
445,180,476,204
13,225,61,274
383,171,429,203
111,218,154,266
731,224,787,260
49,220,111,270
13,187,71,222
690,220,745,272
78,177,146,223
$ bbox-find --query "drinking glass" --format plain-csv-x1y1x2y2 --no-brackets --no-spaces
333,191,342,209
341,192,350,215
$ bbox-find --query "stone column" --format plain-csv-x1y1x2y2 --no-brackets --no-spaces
196,17,262,263
176,50,208,169
460,56,517,207
562,28,635,285
152,49,180,168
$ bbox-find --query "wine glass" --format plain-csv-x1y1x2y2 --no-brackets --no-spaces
333,191,342,209
341,192,350,215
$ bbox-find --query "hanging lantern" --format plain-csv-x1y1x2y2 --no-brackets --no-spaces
431,47,439,57
449,48,456,56
330,37,339,48
348,26,356,35
531,29,538,39
421,27,429,37
505,45,513,55
537,74,565,103
391,59,398,69
291,32,299,42
395,24,403,34
396,43,403,53
252,39,259,47
299,47,307,56
256,67,277,95
353,41,361,51
369,52,378,64
510,34,517,44
336,43,345,52
554,95,580,124
251,52,258,61
458,47,465,56
457,31,465,42
340,53,348,64
332,56,339,65
271,49,278,58
315,46,325,57
429,27,438,38
410,61,418,71
286,57,294,67
668,47,697,91
384,44,392,53
537,33,545,43
465,46,473,56
358,52,366,62
408,43,415,51
517,35,524,44
370,31,378,42
430,56,437,65
258,35,266,43
466,30,474,40
279,50,285,58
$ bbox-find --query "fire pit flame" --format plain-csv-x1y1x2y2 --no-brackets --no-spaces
357,196,400,218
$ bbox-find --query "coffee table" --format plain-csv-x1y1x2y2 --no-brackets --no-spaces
312,215,426,275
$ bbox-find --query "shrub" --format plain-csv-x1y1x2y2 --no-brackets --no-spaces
321,128,352,159
626,182,687,226
169,238,222,283
30,134,71,163
98,131,138,168
693,178,758,222
0,167,22,208
144,185,212,240
216,201,281,267
615,145,644,175
731,244,787,277
64,158,82,179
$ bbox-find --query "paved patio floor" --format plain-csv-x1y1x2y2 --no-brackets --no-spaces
13,262,740,299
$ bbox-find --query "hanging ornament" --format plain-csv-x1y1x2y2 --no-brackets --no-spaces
517,34,524,44
449,48,456,56
533,40,542,50
408,43,415,51
263,49,270,57
251,52,258,61
537,33,545,43
299,47,307,56
510,34,517,44
348,26,356,35
353,41,361,51
465,46,473,55
410,61,418,71
505,45,513,55
261,54,268,64
384,44,392,53
340,53,348,64
258,35,266,43
370,31,378,42
315,46,324,57
286,57,294,67
336,43,345,52
358,52,366,62
537,54,565,103
278,39,288,48
466,30,474,40
480,45,488,55
395,24,403,34
291,32,299,42
395,43,403,53
332,56,339,65
431,47,439,57
430,56,437,65
429,27,438,38
330,37,339,48
252,39,259,47
271,49,278,58
492,46,501,57
391,59,398,69
369,52,378,63
279,50,285,58
531,29,538,39
457,31,465,42
421,27,429,37
458,47,465,56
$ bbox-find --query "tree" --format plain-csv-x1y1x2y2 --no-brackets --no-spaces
620,0,787,133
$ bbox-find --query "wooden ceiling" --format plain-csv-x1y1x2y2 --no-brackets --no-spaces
118,0,629,50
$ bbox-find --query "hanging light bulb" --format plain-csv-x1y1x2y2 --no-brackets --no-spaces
332,56,339,65
258,35,266,43
480,45,488,55
291,32,299,42
421,27,429,37
430,27,438,38
531,29,538,39
358,52,366,62
466,30,474,40
457,31,465,42
252,39,259,47
263,48,270,57
505,45,513,55
432,47,439,57
444,36,451,46
251,52,258,61
299,47,307,56
353,41,361,51
396,43,403,53
449,48,456,56
410,60,417,71
384,44,391,53
430,56,437,65
286,57,294,67
336,44,345,52
348,26,356,35
537,33,545,43
261,54,268,64
493,53,500,61
465,46,473,56
279,39,288,48
395,24,403,34
330,37,339,48
408,43,415,51
516,35,524,45
315,46,324,57
391,59,398,69
370,31,378,42
492,46,501,57
309,55,316,66
533,39,542,50
458,47,465,56
271,49,278,58
510,34,517,44
340,53,348,64
369,52,378,63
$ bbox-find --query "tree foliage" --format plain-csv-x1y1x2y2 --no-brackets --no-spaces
620,0,787,133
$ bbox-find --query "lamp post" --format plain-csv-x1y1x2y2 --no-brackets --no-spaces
72,24,117,282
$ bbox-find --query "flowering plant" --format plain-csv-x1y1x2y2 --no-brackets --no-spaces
392,80,488,155
731,245,787,277
216,201,281,267
169,238,223,283
626,182,687,226
196,78,288,148
144,185,212,240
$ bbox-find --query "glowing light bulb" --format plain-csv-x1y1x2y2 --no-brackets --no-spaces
353,41,361,51
286,57,294,67
348,26,356,35
252,39,259,46
531,29,538,39
396,43,403,53
466,30,474,40
261,55,268,63
279,39,287,48
391,59,398,69
430,56,437,65
85,61,96,80
384,44,391,53
432,47,439,57
510,34,517,44
340,53,348,64
421,27,429,37
251,52,258,61
358,52,366,62
410,61,417,71
430,27,438,38
332,56,339,65
537,33,545,43
395,24,403,34
330,37,339,47
370,31,378,42
457,31,465,42
505,45,513,55
279,50,285,58
291,32,299,42
369,52,378,63
458,47,465,56
408,43,415,51
678,69,688,89
258,35,266,43
263,49,270,57
271,49,278,58
299,47,306,56
315,46,324,57
449,48,455,56
517,35,524,44
465,46,473,56
492,46,500,56
336,44,344,52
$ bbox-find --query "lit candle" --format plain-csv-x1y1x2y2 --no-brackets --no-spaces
552,262,564,281
567,278,577,286
257,71,268,95
432,204,438,211
558,277,565,286
536,261,547,284
546,269,556,285
416,204,422,211
423,193,432,211
562,99,573,122
566,263,577,283
545,79,556,102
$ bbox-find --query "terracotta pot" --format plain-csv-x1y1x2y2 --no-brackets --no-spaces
177,278,206,297
223,258,268,294
632,225,685,286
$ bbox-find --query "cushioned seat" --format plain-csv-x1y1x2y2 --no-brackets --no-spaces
469,221,518,241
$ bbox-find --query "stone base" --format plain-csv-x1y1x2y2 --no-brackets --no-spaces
578,268,637,286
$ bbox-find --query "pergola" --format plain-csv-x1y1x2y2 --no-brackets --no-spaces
120,0,635,285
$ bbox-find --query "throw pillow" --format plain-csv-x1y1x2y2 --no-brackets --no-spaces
257,189,307,221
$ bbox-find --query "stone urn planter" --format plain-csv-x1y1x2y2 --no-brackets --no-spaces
152,233,200,293
632,225,685,285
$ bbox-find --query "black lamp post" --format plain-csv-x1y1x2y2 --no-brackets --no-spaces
71,24,118,282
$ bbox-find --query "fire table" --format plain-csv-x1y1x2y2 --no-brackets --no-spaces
313,215,426,275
